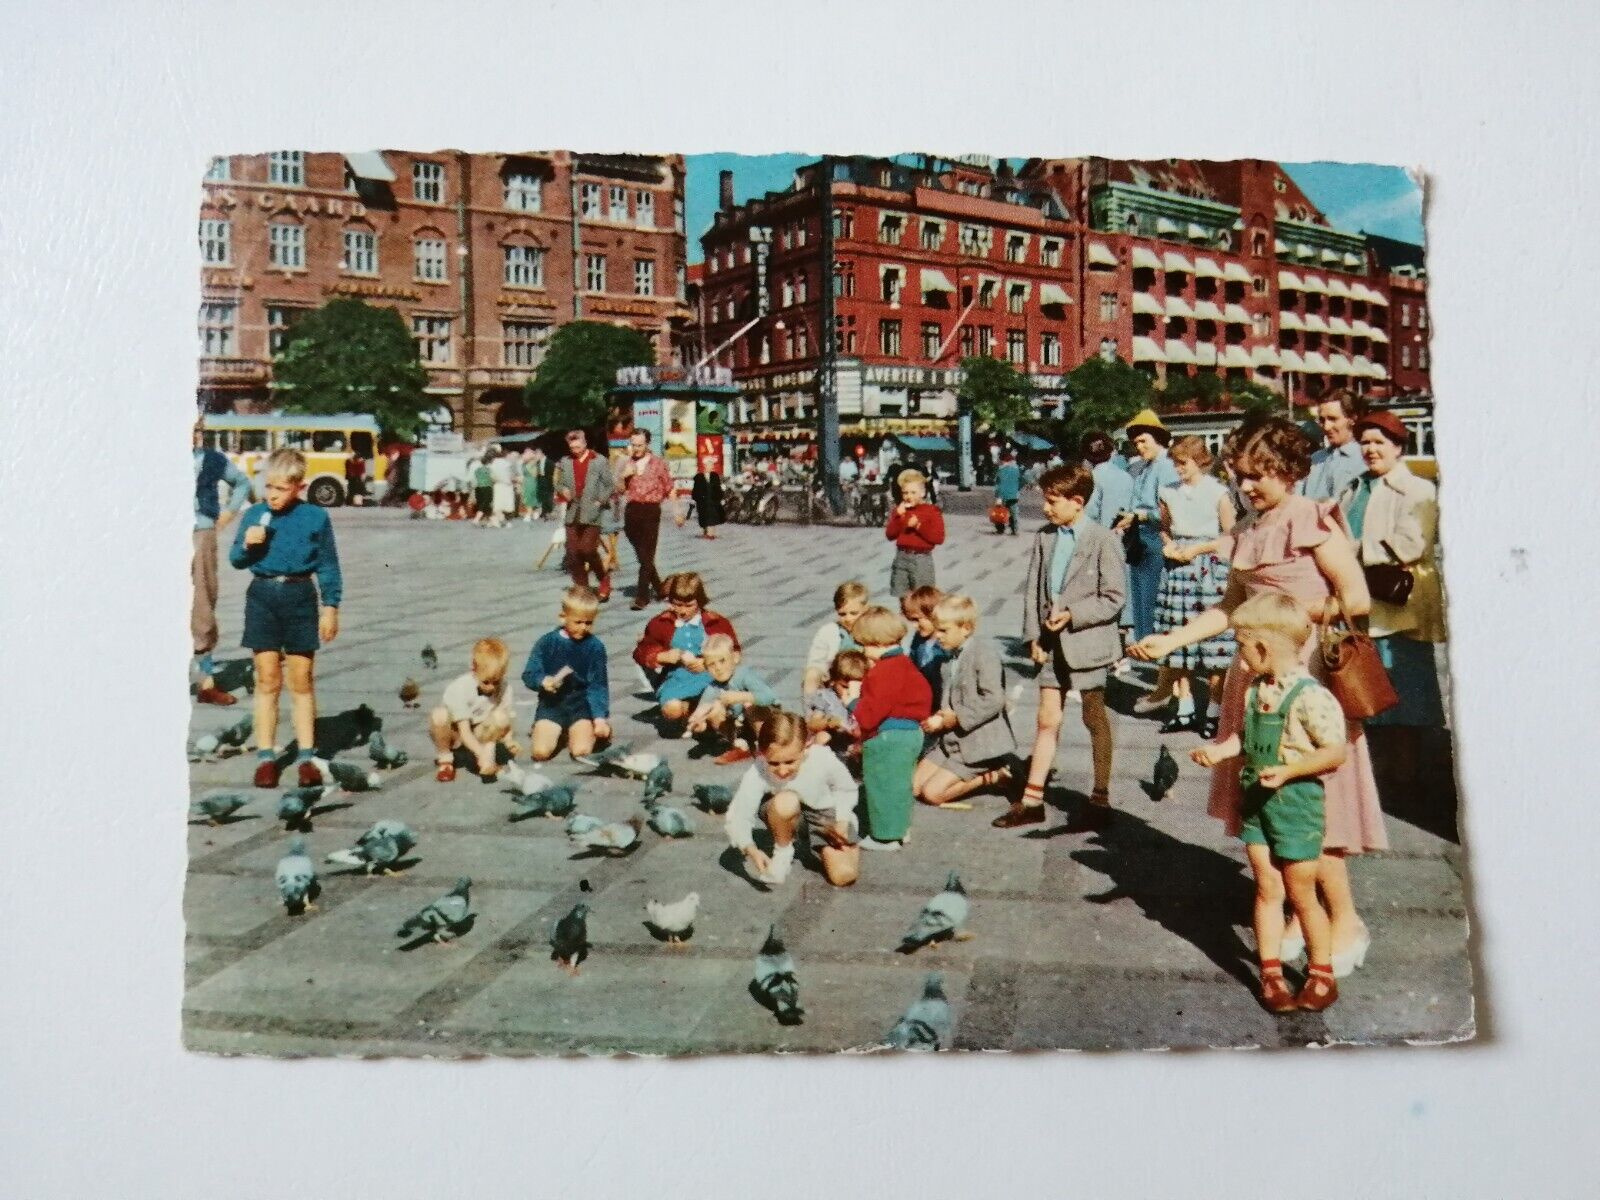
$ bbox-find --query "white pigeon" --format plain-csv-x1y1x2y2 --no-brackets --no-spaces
615,751,663,778
501,762,555,797
569,816,643,855
645,892,700,946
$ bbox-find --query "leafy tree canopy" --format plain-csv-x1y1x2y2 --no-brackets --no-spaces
957,355,1033,434
272,299,433,440
1227,379,1286,422
524,321,654,432
1060,356,1153,450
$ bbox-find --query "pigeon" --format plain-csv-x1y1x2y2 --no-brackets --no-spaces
643,797,693,839
563,813,604,839
322,758,381,793
550,902,591,974
325,819,417,875
276,784,327,830
399,678,422,709
396,878,474,945
1151,744,1179,803
898,872,971,953
577,745,661,779
692,783,733,815
884,972,954,1051
644,892,699,945
275,837,319,914
216,711,254,750
421,644,438,670
509,783,577,821
752,925,803,1025
367,731,408,769
186,732,220,762
641,761,674,804
190,792,250,825
501,761,555,796
569,816,643,855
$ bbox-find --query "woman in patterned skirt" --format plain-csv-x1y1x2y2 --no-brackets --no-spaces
1151,437,1236,735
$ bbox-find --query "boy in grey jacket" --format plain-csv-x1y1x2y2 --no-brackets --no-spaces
914,594,1017,808
994,463,1127,830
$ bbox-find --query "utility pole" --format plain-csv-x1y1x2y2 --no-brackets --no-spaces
455,152,477,440
816,158,842,513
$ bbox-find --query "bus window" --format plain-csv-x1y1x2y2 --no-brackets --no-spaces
238,429,270,453
350,431,375,458
278,428,313,451
203,430,234,452
312,430,347,452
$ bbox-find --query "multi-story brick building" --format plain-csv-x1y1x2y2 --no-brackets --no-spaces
197,150,690,441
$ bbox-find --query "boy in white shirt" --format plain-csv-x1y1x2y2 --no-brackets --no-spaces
429,637,518,782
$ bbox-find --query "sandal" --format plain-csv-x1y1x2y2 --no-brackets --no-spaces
1258,960,1297,1014
1296,964,1339,1012
435,757,456,783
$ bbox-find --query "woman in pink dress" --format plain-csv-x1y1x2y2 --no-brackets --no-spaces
1131,418,1383,977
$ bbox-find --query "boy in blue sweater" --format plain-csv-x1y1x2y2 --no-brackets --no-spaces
523,586,611,762
228,449,342,789
686,633,778,764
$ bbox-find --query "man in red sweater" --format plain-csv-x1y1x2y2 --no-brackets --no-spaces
885,467,945,598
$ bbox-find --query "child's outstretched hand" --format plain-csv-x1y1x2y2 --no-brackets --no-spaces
1191,740,1237,768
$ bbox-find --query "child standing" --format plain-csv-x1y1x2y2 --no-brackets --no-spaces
229,449,342,789
915,594,1016,807
805,649,867,754
430,637,521,782
885,469,945,597
1192,594,1347,1013
851,606,933,850
901,585,950,708
725,710,860,888
802,581,868,701
996,463,1126,830
522,586,612,762
686,633,778,764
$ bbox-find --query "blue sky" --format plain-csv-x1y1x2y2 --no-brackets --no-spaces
683,154,1423,263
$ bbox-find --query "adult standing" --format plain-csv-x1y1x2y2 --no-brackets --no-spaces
1082,432,1136,648
1110,410,1179,643
688,453,726,540
617,428,674,611
553,428,616,603
192,417,253,705
993,448,1023,535
1302,388,1368,502
489,447,516,527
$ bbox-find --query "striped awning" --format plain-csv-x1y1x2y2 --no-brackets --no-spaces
1132,246,1162,271
1277,270,1303,290
1088,241,1119,268
1164,295,1195,319
1192,300,1225,322
1162,250,1194,273
1131,336,1166,363
1132,291,1165,316
1222,346,1254,368
1194,256,1223,279
1278,310,1305,331
1301,350,1332,373
1038,283,1072,307
919,268,956,294
1224,303,1252,325
1223,262,1252,283
1164,340,1197,365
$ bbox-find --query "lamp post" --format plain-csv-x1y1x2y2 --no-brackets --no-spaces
816,160,842,514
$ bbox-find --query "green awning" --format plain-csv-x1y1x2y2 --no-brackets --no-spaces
894,436,955,454
1011,432,1053,451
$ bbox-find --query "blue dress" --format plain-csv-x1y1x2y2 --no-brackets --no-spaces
656,620,712,704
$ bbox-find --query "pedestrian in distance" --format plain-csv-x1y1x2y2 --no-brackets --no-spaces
993,448,1023,535
685,453,726,540
470,454,493,525
489,447,516,527
553,428,617,603
1081,431,1135,640
522,586,612,763
885,468,945,598
851,605,933,851
429,637,519,783
616,427,675,610
914,594,1017,807
192,416,254,705
1111,410,1180,644
228,448,343,789
632,571,740,730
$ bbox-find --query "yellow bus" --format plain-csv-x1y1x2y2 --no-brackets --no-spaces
199,412,388,506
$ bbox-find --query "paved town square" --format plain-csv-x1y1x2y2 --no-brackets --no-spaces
182,495,1471,1056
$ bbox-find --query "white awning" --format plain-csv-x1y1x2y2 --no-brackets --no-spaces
1192,300,1225,322
1351,319,1375,337
1278,310,1305,331
1320,248,1342,264
1223,303,1252,325
1038,283,1072,307
1366,288,1388,306
1369,362,1389,379
1194,256,1223,279
1296,243,1316,260
1088,241,1119,268
1277,348,1306,371
1164,339,1197,365
1193,342,1218,366
1327,315,1353,335
1343,252,1363,268
1352,355,1374,375
1164,295,1195,319
1186,222,1210,241
1222,346,1254,368
1274,238,1290,255
1132,291,1166,316
1223,262,1253,284
1132,336,1166,363
1367,327,1390,344
1132,246,1163,271
1325,277,1352,299
1155,217,1179,235
1253,346,1281,367
919,267,956,294
1301,350,1332,373
1328,353,1353,374
1300,274,1327,294
1162,250,1194,273
1302,312,1330,334
1277,270,1303,290
344,151,396,182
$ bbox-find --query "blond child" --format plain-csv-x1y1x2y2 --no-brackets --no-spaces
915,594,1017,808
901,584,950,707
806,649,867,752
1192,593,1347,1013
852,605,932,850
885,469,945,597
228,448,342,789
522,586,612,762
802,581,868,699
430,638,520,782
687,633,779,764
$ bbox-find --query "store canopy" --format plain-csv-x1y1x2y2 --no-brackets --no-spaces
1131,336,1166,362
1223,261,1253,283
1132,291,1165,316
1277,270,1303,290
1222,346,1254,368
1164,295,1195,319
1277,348,1305,371
1010,431,1054,452
919,268,956,294
1192,299,1225,322
1194,256,1223,279
1224,303,1252,324
1278,310,1305,331
1131,246,1163,270
344,151,396,182
1162,250,1194,273
894,435,956,454
1164,339,1197,364
1088,241,1119,267
1038,283,1072,307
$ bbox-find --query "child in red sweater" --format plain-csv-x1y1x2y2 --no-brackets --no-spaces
886,468,945,597
851,605,933,850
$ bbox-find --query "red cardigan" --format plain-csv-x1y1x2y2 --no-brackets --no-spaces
632,609,740,670
854,650,933,739
885,503,945,553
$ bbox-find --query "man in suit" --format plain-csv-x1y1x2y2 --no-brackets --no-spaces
994,462,1127,831
553,428,617,602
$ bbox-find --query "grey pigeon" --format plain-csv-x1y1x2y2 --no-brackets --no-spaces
326,819,416,875
563,813,604,839
752,925,803,1025
644,797,693,839
898,872,971,953
1151,744,1179,802
421,644,438,670
569,816,643,855
186,732,220,763
550,902,591,974
276,784,327,830
642,761,674,804
190,792,250,824
884,972,954,1051
574,743,631,771
644,892,699,945
367,731,408,769
275,837,319,914
323,758,381,793
396,878,474,944
509,783,577,821
692,783,733,814
215,711,253,749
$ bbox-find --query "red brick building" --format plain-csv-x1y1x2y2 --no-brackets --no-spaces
197,150,690,441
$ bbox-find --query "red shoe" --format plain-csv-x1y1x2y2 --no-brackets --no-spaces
253,759,280,789
297,760,324,787
713,747,754,765
1296,966,1339,1012
1259,961,1298,1014
597,580,613,603
436,761,456,783
195,686,237,706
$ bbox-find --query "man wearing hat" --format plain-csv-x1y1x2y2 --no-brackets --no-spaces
1110,409,1179,643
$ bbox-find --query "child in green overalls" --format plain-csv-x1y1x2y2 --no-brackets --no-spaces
1193,593,1349,1014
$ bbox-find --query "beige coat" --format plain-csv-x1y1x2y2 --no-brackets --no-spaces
1339,461,1446,642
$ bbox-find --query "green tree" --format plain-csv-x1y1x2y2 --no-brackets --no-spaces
1226,379,1285,422
957,355,1034,433
1060,355,1153,450
271,299,432,440
524,320,654,432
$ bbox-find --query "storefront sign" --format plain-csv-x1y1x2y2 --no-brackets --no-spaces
590,299,663,318
206,188,367,219
325,280,420,301
615,364,735,389
863,365,956,388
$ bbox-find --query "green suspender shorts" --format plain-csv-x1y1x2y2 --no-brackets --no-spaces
1238,678,1326,863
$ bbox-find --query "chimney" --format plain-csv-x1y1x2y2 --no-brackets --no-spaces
719,169,734,213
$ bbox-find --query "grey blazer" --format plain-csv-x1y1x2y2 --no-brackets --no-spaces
939,635,1016,766
553,452,616,527
1022,520,1127,670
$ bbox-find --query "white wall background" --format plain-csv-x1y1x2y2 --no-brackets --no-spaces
2,1,1596,1195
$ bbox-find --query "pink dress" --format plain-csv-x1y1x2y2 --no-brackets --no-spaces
1209,495,1388,853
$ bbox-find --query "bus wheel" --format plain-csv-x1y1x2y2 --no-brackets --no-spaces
308,477,345,507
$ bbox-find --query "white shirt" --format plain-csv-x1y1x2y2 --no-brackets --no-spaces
441,671,512,725
724,746,858,850
805,620,852,677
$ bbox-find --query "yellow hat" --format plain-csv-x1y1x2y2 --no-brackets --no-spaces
1125,408,1166,433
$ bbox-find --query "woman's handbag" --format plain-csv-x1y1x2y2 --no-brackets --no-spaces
1363,539,1415,606
1121,515,1146,566
1319,598,1399,720
989,502,1010,530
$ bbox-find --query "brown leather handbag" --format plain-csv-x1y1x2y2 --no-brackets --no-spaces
1319,598,1399,720
1363,539,1415,606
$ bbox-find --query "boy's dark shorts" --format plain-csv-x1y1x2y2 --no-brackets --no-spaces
242,577,320,655
534,697,595,730
1047,640,1107,693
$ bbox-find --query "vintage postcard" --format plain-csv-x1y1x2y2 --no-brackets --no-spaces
184,150,1467,1055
